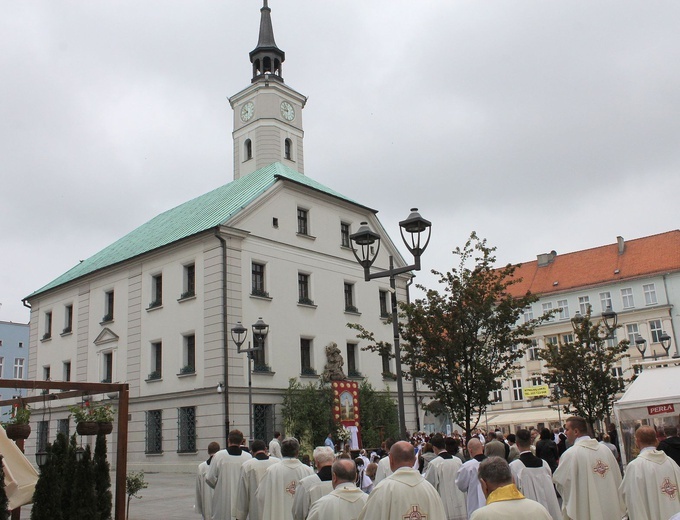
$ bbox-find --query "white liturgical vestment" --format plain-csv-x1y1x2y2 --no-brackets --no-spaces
269,438,282,459
509,455,561,520
235,455,279,520
456,457,486,518
620,448,680,520
374,456,393,484
358,467,446,520
553,436,624,520
256,457,314,520
195,460,213,520
307,482,368,520
205,448,251,520
424,454,467,520
469,484,552,520
292,470,334,520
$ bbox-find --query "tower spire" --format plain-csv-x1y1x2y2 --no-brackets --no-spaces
249,0,285,83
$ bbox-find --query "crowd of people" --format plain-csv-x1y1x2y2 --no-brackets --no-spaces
195,417,680,520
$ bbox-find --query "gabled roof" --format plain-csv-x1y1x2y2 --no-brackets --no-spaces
506,230,680,297
26,163,369,299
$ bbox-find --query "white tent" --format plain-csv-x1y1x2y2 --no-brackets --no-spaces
613,361,680,466
0,425,39,509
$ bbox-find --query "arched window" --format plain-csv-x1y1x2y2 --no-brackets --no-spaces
263,57,272,74
244,139,252,161
284,138,292,160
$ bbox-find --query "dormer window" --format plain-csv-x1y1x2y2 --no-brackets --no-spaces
284,138,292,160
244,139,253,160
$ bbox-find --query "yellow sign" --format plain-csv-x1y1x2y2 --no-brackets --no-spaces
524,385,550,398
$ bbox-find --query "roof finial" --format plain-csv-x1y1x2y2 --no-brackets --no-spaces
263,0,268,7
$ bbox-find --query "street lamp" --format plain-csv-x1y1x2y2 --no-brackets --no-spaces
635,336,647,360
350,208,432,440
231,318,269,441
659,331,673,358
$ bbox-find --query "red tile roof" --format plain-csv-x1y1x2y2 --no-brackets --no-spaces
506,230,680,297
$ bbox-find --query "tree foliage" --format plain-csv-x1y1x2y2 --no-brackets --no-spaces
400,232,549,438
357,380,399,448
30,443,63,520
94,434,113,520
539,312,629,433
281,378,335,457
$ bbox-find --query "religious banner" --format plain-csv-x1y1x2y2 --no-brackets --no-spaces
331,380,362,448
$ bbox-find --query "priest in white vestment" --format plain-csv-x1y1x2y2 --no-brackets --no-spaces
374,437,396,484
256,437,314,520
269,431,283,459
620,425,680,520
456,438,487,518
195,441,220,519
358,441,445,520
235,439,280,520
470,457,552,520
553,416,624,520
509,429,561,520
424,434,467,520
206,430,252,520
307,459,368,520
292,446,334,520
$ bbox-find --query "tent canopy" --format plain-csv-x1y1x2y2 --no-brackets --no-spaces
614,364,680,422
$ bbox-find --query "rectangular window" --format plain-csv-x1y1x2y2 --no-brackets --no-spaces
606,329,618,348
557,299,569,320
545,336,558,347
626,324,639,345
346,343,359,377
150,274,163,308
145,410,163,454
183,335,196,373
43,311,52,340
492,390,503,402
298,273,312,304
297,208,309,235
562,333,574,344
63,304,73,334
177,406,197,453
512,379,523,401
102,352,113,383
13,358,24,379
37,421,49,453
381,352,391,376
183,264,196,298
379,291,390,318
63,361,71,382
611,366,625,391
344,283,357,312
340,222,350,247
43,365,50,381
527,340,540,361
542,302,553,321
252,338,266,370
578,296,591,316
103,290,114,322
300,338,313,374
621,288,635,309
643,284,657,305
57,418,69,438
649,319,663,343
149,342,162,379
600,291,613,312
252,262,267,296
530,374,543,386
523,307,534,323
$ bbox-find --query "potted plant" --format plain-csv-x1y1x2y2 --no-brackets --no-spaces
4,405,31,441
93,403,115,435
70,402,115,436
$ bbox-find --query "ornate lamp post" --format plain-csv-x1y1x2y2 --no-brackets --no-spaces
659,331,673,358
635,335,647,360
350,208,432,440
231,317,269,441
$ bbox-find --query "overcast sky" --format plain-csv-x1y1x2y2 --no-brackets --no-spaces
2,1,679,324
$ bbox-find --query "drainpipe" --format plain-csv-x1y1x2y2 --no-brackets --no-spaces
406,275,421,432
214,230,230,441
662,274,680,358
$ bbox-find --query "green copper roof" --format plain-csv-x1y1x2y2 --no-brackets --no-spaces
27,163,369,298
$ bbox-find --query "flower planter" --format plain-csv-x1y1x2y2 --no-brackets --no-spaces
76,421,100,436
98,422,113,435
6,424,31,441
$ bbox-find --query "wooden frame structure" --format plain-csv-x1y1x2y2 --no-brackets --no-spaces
0,379,129,520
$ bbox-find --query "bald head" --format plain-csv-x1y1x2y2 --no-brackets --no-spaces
468,438,483,457
331,459,357,488
389,441,416,472
635,426,658,448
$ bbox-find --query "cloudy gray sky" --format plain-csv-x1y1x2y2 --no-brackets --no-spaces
2,1,679,323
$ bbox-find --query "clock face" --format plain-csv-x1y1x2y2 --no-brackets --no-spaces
240,101,254,122
280,101,295,121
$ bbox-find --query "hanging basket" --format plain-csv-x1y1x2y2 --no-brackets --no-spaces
5,424,31,441
76,421,100,436
98,422,113,435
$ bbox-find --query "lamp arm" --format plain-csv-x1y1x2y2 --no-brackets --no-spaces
366,263,419,281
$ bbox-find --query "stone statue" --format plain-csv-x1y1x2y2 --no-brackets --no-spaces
322,342,346,381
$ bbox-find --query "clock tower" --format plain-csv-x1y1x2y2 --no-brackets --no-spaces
230,0,307,179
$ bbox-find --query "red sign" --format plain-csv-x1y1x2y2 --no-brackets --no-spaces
647,403,675,416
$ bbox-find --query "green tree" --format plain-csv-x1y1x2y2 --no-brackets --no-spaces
281,378,335,457
539,312,629,433
357,380,399,448
126,471,148,520
30,444,63,520
94,434,113,520
400,232,549,438
67,445,99,520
